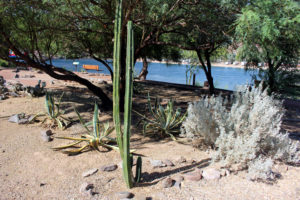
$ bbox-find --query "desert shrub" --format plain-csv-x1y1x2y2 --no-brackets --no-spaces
137,94,187,140
181,84,300,181
181,95,229,147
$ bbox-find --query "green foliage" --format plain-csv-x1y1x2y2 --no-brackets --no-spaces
31,92,71,130
138,94,187,141
235,0,300,92
0,59,8,67
52,103,118,155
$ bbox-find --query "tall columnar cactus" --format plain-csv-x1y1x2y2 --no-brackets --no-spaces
113,0,141,188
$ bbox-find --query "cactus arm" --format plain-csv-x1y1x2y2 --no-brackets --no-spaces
113,0,123,158
134,156,142,183
122,20,134,188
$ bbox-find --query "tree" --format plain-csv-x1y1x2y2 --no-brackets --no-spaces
0,0,113,109
235,0,300,92
0,0,187,109
158,0,237,94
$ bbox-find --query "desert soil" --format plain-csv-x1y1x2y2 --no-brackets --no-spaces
0,68,300,200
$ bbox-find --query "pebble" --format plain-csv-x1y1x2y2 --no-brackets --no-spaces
150,160,167,168
80,182,94,196
116,191,133,199
202,168,221,180
162,177,174,188
82,168,98,177
183,169,202,181
177,156,186,163
163,159,175,167
80,182,94,192
220,169,230,177
8,114,20,123
173,176,184,189
100,164,118,172
9,92,19,97
40,130,53,142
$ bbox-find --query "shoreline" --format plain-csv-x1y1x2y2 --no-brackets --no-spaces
137,59,246,69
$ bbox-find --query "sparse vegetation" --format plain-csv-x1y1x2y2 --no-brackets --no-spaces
52,103,118,155
137,94,187,141
30,92,71,130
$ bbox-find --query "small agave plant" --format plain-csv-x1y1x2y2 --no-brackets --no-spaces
31,92,71,130
137,94,187,140
52,103,119,155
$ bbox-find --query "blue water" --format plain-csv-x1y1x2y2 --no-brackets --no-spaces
52,58,258,91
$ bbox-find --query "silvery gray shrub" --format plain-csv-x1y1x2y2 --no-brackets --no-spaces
181,84,299,181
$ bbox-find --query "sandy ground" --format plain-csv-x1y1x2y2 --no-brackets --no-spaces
0,68,300,200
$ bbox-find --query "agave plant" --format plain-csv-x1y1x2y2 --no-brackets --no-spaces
136,94,187,140
52,103,119,155
30,92,71,129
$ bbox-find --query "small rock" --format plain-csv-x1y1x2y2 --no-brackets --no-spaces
202,168,221,180
174,176,184,189
173,175,184,188
163,159,175,167
8,114,20,123
150,160,166,168
183,169,202,181
230,163,244,172
98,79,108,84
116,191,133,199
220,169,230,177
80,182,94,193
28,115,35,122
41,130,52,136
18,118,29,124
0,76,5,85
176,156,186,163
40,183,46,187
162,177,174,188
100,164,118,172
134,195,152,200
0,95,6,100
82,168,98,177
9,92,19,97
40,130,53,142
189,159,197,164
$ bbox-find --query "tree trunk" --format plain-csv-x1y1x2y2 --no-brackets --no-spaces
5,54,113,110
138,56,148,80
268,59,275,93
196,49,215,94
92,56,113,81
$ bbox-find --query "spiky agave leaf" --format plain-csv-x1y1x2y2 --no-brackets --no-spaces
74,108,91,133
52,141,83,150
93,103,100,138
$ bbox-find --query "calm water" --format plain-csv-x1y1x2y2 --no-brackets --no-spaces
52,58,258,91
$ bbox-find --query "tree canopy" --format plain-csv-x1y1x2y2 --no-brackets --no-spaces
235,0,300,92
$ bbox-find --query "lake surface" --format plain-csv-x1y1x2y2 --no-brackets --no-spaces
52,58,258,91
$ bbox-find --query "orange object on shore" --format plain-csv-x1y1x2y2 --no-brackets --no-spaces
83,64,100,71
